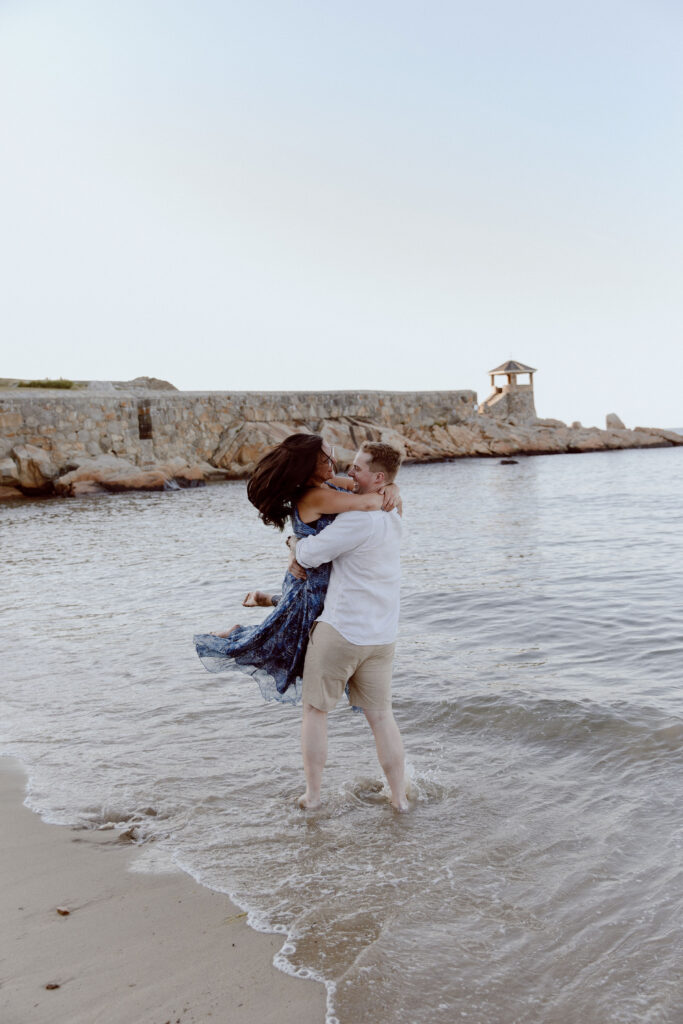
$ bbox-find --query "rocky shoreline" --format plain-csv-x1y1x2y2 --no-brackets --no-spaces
1,384,681,500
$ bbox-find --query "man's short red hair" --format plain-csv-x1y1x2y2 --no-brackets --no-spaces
360,442,402,482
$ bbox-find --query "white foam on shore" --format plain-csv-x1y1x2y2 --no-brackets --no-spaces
128,846,183,874
171,849,340,1022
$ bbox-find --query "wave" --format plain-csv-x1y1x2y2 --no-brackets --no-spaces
400,691,683,765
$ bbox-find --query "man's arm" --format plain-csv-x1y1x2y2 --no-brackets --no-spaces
295,511,374,569
285,535,307,580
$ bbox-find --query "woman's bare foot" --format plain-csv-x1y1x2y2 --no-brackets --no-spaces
390,795,410,813
243,591,275,608
297,792,322,810
210,625,241,638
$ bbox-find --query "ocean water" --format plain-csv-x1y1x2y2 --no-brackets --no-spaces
2,447,682,1024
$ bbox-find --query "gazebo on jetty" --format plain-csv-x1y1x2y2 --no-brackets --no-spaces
479,359,538,422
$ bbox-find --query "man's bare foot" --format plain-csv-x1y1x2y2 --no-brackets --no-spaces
390,789,410,813
210,625,241,638
297,792,322,810
243,591,275,608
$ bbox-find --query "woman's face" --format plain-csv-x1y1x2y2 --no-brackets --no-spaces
308,441,336,485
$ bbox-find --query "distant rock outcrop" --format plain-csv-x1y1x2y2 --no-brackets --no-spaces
119,376,178,391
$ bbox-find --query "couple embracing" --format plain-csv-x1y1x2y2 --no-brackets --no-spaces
194,436,408,812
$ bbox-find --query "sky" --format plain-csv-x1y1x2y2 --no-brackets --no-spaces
1,0,681,427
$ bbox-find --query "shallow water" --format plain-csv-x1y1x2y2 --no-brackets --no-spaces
2,447,683,1023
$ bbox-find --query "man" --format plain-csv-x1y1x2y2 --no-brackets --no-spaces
289,441,408,812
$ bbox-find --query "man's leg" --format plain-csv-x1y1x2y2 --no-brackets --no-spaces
300,623,356,808
363,707,408,812
300,702,328,809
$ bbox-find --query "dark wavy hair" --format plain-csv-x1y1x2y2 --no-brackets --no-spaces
247,433,325,530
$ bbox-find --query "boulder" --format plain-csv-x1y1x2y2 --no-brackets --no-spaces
70,480,109,496
320,420,407,466
54,455,135,493
213,422,308,476
157,461,206,488
633,427,683,445
401,435,434,461
11,444,59,492
55,454,211,495
332,448,356,471
564,428,609,452
0,484,24,501
506,426,566,454
444,424,491,456
318,419,357,452
55,459,167,495
104,469,170,492
210,418,416,477
374,427,409,456
196,460,231,481
0,457,20,487
535,418,567,429
606,413,626,429
603,428,635,448
59,454,124,474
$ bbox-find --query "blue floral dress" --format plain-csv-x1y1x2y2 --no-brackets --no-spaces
193,505,336,703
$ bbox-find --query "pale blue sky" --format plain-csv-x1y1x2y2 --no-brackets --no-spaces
1,0,681,426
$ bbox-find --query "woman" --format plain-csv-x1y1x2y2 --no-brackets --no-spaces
193,433,400,703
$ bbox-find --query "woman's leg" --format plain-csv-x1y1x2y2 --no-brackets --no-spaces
210,625,240,638
242,591,279,607
211,590,278,635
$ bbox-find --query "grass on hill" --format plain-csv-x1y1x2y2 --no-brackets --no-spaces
16,378,75,389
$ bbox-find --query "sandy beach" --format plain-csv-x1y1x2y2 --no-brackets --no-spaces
0,758,326,1024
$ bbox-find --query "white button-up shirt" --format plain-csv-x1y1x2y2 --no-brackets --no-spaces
295,509,402,645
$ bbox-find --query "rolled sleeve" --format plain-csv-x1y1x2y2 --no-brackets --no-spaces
296,512,374,568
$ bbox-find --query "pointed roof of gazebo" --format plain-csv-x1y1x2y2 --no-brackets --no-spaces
489,360,537,375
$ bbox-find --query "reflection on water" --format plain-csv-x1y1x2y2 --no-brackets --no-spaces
2,447,683,1023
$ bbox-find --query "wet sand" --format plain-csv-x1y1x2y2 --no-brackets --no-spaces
0,758,326,1024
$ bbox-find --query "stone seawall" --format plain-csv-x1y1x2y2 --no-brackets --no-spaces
0,387,475,465
0,387,680,499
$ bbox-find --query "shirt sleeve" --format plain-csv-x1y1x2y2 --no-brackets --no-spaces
296,512,374,568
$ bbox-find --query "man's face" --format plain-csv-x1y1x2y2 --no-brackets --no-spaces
349,450,382,494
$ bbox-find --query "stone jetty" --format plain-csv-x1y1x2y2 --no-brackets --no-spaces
0,375,680,500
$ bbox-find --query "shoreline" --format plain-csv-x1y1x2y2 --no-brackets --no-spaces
0,757,327,1024
1,384,682,499
2,441,682,504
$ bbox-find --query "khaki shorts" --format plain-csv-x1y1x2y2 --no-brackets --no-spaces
302,621,395,712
